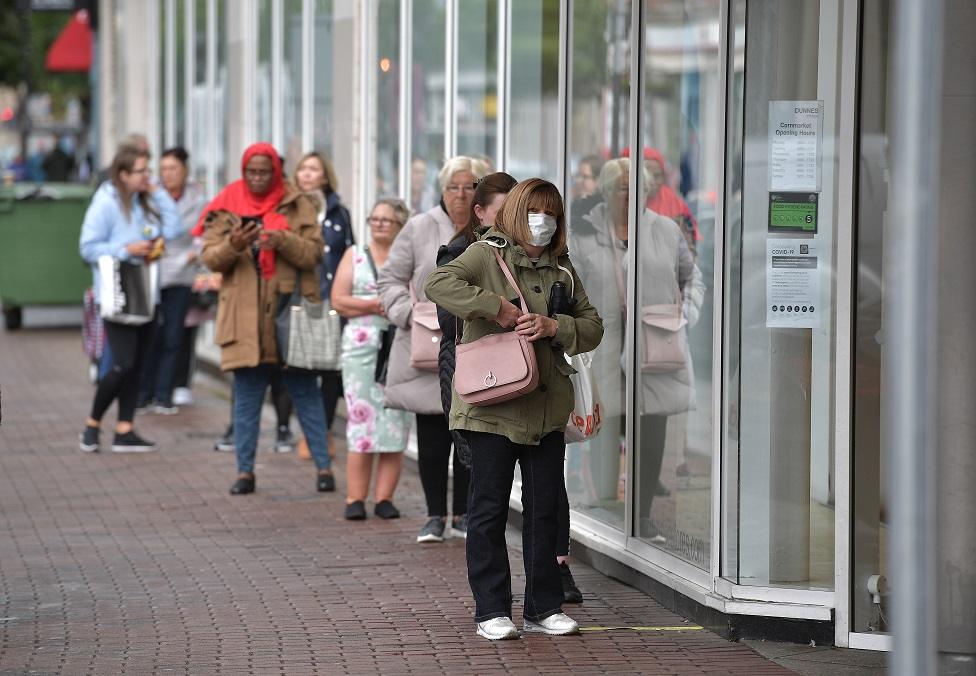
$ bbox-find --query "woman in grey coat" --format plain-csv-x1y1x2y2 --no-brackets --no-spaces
572,158,704,543
377,155,489,543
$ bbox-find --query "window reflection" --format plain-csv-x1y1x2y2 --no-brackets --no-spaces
456,0,498,163
282,0,304,171
410,0,445,215
372,0,400,199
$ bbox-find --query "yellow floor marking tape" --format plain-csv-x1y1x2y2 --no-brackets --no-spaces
579,625,705,632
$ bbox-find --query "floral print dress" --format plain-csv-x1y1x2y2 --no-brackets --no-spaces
341,244,409,453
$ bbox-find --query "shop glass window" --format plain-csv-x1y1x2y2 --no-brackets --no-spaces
632,0,721,569
371,0,401,200
257,0,273,142
215,0,227,186
409,0,446,216
282,0,304,171
456,0,498,165
507,0,560,184
722,0,842,590
312,0,335,157
564,0,632,533
191,0,207,185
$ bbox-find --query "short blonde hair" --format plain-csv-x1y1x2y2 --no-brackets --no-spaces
372,197,411,227
597,157,650,201
437,155,489,192
495,178,567,256
295,151,340,193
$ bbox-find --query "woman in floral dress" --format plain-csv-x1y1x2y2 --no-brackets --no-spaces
331,198,411,520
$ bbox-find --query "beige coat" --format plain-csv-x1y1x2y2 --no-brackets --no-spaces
200,184,322,371
377,204,458,414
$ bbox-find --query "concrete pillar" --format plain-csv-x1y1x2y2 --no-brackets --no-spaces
937,2,976,671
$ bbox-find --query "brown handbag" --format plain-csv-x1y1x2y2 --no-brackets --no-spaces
453,248,539,406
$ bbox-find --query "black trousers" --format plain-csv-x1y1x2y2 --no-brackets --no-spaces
465,430,565,623
638,414,668,517
90,320,155,424
416,413,470,517
320,371,343,430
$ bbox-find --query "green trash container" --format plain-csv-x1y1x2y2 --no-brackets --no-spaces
0,182,95,330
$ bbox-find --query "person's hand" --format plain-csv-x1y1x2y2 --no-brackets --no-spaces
229,215,261,251
259,229,286,250
515,312,558,343
373,299,386,317
126,240,154,257
494,298,521,329
186,250,198,264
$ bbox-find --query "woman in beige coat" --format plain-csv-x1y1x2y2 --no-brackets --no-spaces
377,155,488,543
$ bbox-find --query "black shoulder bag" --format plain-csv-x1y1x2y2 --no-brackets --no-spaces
364,246,396,384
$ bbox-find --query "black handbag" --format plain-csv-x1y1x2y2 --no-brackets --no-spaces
364,246,395,384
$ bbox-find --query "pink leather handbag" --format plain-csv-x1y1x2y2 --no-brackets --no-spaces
409,298,441,371
454,249,539,406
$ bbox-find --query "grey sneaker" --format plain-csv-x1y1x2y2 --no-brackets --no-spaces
152,403,179,416
523,612,580,636
78,426,99,453
214,425,235,453
639,518,667,544
416,517,446,543
451,514,468,539
275,426,295,452
476,617,519,641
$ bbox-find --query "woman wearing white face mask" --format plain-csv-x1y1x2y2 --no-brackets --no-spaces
425,178,603,641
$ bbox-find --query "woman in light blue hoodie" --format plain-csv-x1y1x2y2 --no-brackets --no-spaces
78,145,181,453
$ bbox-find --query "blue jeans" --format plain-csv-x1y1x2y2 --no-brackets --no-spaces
232,365,331,475
464,430,566,623
140,286,193,404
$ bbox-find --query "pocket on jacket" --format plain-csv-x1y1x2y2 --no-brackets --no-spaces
215,292,236,346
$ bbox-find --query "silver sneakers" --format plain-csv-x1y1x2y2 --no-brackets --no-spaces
476,617,519,641
523,612,580,636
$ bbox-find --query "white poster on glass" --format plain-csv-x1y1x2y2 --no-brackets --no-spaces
766,238,821,329
768,100,823,192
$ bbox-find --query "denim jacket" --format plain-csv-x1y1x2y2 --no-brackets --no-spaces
79,182,182,303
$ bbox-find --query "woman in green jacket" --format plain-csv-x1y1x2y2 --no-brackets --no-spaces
425,178,603,641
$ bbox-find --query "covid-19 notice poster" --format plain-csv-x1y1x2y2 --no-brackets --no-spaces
766,238,821,329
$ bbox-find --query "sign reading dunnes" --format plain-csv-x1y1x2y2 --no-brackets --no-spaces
768,100,823,192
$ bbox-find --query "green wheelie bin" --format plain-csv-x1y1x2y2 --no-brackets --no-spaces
0,182,94,330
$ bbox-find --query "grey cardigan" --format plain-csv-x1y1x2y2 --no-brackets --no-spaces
377,204,458,414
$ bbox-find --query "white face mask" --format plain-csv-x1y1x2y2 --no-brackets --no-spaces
527,212,557,247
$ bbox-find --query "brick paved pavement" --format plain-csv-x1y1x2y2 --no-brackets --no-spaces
0,328,795,675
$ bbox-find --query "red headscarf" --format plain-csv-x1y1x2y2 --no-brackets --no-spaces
193,142,290,278
622,147,701,241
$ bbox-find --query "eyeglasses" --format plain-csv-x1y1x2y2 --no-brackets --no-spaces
128,167,152,176
367,216,400,227
244,169,274,178
445,184,477,195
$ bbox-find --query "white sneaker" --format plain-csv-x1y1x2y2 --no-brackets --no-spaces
172,387,193,406
152,404,179,416
476,617,519,641
523,613,580,636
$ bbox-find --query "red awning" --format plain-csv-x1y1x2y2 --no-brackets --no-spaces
45,10,93,73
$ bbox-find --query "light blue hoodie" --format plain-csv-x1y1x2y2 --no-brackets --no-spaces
79,182,182,303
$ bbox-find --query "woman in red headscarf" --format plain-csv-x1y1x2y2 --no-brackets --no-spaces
624,147,701,253
199,143,335,496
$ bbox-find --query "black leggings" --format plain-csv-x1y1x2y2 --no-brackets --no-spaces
90,320,155,424
320,371,343,430
638,414,668,518
416,412,470,517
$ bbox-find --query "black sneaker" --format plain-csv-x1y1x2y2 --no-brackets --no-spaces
344,500,367,520
374,500,400,519
230,475,255,495
560,562,583,604
275,426,295,452
111,431,158,453
451,514,468,538
416,517,446,543
78,426,100,453
316,471,336,492
214,425,235,452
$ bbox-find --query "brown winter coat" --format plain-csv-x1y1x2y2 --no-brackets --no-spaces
200,184,323,371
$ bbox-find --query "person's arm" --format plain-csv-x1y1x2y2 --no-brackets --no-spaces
424,244,506,323
200,212,244,274
153,187,183,240
376,219,418,330
274,197,324,272
79,191,132,262
549,259,604,356
330,249,383,319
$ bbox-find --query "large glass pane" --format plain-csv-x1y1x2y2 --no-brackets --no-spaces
456,0,498,164
633,0,721,569
852,0,890,634
370,0,401,200
565,0,632,532
215,0,227,186
190,0,207,185
282,0,303,170
312,0,335,156
723,0,841,589
409,0,445,214
257,0,273,141
174,0,186,147
507,0,560,183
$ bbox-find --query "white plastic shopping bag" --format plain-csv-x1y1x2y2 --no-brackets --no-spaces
565,351,603,443
98,255,158,325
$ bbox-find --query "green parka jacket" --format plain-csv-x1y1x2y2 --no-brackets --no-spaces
424,227,604,445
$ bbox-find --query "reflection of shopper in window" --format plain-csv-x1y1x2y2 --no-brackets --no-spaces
575,158,703,544
623,147,701,254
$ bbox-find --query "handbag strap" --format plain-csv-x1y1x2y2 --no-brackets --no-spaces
490,249,528,313
363,244,379,282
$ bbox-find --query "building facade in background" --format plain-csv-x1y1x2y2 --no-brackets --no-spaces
96,0,976,659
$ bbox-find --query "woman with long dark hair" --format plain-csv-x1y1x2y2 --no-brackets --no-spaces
79,145,181,452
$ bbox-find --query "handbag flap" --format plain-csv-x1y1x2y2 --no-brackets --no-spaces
641,304,686,331
412,310,441,331
454,332,529,396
